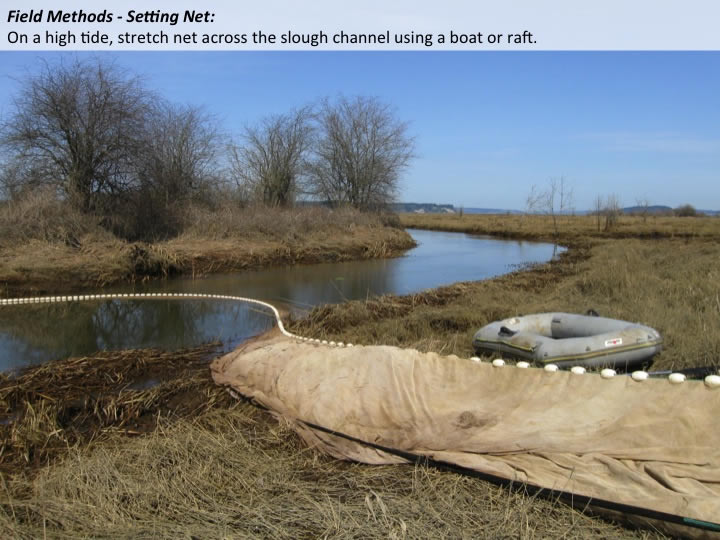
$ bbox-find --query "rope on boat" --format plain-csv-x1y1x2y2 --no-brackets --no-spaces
1,292,719,388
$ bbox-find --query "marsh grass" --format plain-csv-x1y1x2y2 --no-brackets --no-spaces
0,189,111,249
181,204,395,241
401,212,720,241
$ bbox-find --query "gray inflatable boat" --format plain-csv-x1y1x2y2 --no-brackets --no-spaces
472,313,662,369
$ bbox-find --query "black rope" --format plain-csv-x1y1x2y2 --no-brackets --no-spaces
297,417,720,534
228,389,720,533
647,365,718,380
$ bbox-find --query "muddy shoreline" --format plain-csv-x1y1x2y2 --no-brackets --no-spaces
0,343,228,479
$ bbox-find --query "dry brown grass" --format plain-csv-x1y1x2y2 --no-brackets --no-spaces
0,189,112,249
182,204,396,241
2,411,652,539
401,212,720,241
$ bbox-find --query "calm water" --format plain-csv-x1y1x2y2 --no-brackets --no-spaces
0,229,560,370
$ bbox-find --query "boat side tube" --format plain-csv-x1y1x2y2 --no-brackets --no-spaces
472,313,663,369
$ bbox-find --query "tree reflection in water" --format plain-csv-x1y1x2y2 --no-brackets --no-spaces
0,299,274,371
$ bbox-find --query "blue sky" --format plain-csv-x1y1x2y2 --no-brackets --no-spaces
1,51,718,210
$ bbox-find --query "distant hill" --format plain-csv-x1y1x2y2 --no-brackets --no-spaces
391,202,719,216
464,207,524,215
391,203,455,213
391,203,531,214
623,205,673,215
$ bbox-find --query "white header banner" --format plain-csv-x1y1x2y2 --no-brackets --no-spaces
1,0,718,51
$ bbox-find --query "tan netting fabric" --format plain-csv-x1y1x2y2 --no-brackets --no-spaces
211,332,720,536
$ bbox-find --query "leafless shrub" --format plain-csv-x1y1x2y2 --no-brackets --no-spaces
603,194,622,231
526,176,574,238
139,104,221,206
120,103,223,240
634,197,651,223
230,107,314,207
593,194,604,232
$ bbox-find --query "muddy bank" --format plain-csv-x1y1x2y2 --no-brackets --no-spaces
0,226,415,298
0,343,229,479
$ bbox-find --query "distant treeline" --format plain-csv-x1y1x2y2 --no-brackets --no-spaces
389,203,455,213
623,204,717,217
391,203,718,217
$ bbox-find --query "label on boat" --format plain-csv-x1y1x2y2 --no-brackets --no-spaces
605,337,623,347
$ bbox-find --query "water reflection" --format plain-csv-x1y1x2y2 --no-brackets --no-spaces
0,229,562,370
128,230,562,312
0,299,275,371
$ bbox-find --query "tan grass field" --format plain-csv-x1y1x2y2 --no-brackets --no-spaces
2,213,719,537
401,211,720,241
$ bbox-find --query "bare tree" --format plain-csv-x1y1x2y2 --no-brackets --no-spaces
128,103,222,238
0,58,153,213
138,103,220,204
604,193,622,231
308,96,415,210
593,194,604,232
635,197,651,223
230,107,313,207
526,176,574,238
